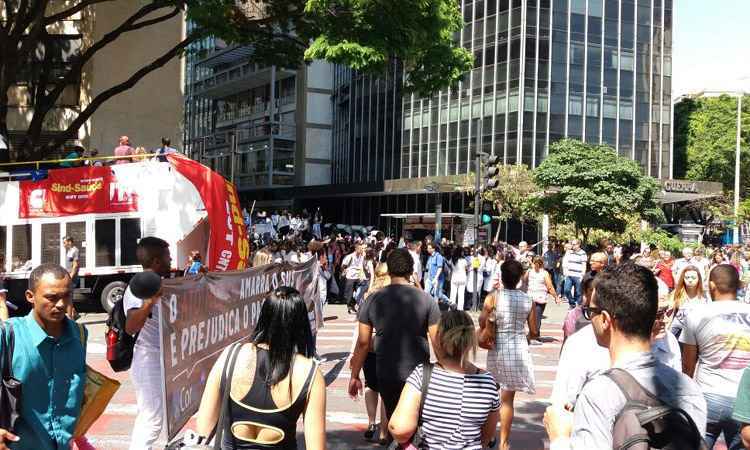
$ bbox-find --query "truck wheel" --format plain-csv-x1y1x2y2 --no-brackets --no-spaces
100,281,127,313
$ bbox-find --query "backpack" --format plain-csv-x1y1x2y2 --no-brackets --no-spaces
607,368,708,450
105,298,138,372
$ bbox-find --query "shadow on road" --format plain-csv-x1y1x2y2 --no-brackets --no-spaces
321,351,350,386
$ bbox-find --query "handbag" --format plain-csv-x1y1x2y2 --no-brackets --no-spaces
0,321,21,432
477,293,497,350
74,324,121,437
165,342,241,450
387,363,434,450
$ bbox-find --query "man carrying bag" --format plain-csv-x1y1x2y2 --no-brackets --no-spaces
0,264,87,450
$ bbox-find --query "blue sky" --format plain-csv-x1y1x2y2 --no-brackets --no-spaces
673,1,750,97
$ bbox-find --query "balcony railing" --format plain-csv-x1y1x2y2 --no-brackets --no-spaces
215,95,296,126
192,61,272,96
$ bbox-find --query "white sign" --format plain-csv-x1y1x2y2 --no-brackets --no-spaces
463,228,475,246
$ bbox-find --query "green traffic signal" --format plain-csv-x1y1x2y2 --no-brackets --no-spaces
482,213,492,224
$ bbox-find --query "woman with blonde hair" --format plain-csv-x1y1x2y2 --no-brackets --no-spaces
360,259,391,444
668,264,708,340
133,146,148,162
252,248,273,267
389,310,500,449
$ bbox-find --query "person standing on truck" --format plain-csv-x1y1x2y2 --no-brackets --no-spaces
124,237,172,450
114,136,134,164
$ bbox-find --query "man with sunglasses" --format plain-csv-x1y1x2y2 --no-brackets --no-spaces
544,263,706,449
552,269,682,412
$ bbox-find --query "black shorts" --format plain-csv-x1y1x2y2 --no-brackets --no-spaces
363,352,378,392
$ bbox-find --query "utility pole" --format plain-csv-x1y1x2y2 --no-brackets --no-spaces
473,120,484,311
735,94,743,244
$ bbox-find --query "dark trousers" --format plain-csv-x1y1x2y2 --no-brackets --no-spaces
344,278,360,309
378,379,407,419
533,301,546,335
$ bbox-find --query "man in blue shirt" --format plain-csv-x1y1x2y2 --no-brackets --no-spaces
0,263,86,450
425,242,445,300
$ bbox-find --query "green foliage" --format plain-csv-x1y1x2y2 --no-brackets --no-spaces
481,163,539,223
639,229,685,256
533,139,665,243
190,0,474,96
674,95,750,192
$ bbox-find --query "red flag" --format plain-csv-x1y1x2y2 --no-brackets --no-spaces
167,154,249,271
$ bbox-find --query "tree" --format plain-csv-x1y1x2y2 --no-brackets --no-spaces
481,163,539,240
533,139,665,244
1,0,472,160
674,94,750,192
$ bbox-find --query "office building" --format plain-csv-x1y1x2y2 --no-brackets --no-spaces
182,37,334,196
319,0,674,237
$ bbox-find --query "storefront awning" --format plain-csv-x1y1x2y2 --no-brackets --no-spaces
380,213,475,219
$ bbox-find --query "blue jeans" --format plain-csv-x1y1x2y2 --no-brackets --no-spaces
704,393,743,450
563,276,582,307
425,277,444,300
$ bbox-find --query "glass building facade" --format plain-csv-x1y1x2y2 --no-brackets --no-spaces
331,62,404,184
334,0,673,184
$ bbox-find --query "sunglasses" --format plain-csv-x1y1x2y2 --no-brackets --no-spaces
582,305,606,320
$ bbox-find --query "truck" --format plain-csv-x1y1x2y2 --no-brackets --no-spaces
0,154,249,314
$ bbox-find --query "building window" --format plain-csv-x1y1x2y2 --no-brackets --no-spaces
569,95,583,115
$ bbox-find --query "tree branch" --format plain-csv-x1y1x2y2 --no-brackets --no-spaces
48,32,201,153
45,0,116,24
37,1,180,120
129,6,182,31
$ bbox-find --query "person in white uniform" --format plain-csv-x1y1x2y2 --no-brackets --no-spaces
124,237,172,450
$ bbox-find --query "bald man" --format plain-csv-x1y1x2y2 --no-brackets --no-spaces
114,136,134,164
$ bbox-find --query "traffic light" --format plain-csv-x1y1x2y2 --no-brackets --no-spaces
481,213,492,224
483,154,500,191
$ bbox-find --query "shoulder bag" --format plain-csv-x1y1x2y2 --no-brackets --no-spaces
388,363,434,450
0,321,21,432
478,293,497,350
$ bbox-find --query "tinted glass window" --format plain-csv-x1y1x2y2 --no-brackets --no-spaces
95,220,116,267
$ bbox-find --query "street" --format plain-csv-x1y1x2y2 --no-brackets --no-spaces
81,302,570,450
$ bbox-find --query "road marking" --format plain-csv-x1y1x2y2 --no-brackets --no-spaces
87,343,107,355
104,403,139,415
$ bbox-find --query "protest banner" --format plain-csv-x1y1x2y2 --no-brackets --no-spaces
159,258,321,441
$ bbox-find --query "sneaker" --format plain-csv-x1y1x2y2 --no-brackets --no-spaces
364,423,378,441
530,340,543,346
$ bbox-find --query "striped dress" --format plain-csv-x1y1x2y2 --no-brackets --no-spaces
406,364,500,449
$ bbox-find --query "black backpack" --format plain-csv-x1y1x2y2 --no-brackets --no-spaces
607,368,708,450
105,298,138,372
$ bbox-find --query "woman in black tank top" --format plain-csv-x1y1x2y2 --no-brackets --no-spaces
196,287,326,449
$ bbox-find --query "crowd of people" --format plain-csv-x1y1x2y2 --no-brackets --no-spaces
3,212,750,450
59,135,179,168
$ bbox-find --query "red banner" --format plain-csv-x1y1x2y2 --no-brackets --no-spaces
167,154,249,271
19,166,138,218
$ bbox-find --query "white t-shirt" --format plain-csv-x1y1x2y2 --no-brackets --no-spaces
410,250,423,282
342,252,364,280
123,286,161,352
551,324,610,407
65,247,79,273
451,258,468,284
552,325,684,407
679,300,750,397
